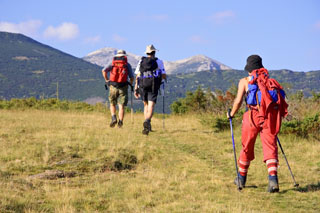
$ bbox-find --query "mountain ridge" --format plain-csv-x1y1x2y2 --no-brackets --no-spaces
82,47,232,74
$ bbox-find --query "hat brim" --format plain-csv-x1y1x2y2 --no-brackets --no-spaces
244,64,249,71
115,53,126,57
145,49,157,54
244,63,264,72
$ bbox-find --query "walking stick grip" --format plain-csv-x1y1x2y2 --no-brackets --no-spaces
228,109,232,119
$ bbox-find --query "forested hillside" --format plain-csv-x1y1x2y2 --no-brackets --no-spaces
1,32,319,113
0,32,104,100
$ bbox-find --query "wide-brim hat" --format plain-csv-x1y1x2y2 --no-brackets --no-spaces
115,49,127,57
145,44,158,54
245,55,264,72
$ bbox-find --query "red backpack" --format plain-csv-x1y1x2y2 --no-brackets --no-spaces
110,56,128,83
248,68,288,134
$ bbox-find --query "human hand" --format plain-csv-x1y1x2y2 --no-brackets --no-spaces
134,93,140,99
227,109,233,119
134,89,140,99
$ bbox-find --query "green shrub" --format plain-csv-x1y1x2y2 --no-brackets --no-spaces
0,97,107,112
170,86,236,115
200,110,243,132
281,113,320,140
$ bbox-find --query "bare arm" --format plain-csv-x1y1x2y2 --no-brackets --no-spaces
134,75,140,98
127,64,134,85
102,66,112,82
102,70,108,82
162,74,167,80
229,78,247,118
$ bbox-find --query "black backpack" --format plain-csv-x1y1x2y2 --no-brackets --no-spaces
139,57,161,92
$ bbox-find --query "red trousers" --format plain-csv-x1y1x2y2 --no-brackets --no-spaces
240,107,279,163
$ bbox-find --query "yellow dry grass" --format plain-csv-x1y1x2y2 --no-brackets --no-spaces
0,109,319,212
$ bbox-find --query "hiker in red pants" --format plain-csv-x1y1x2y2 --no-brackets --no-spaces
227,55,288,192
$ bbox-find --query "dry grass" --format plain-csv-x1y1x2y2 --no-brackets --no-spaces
0,109,319,212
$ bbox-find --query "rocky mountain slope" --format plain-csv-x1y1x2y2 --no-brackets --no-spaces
83,48,232,74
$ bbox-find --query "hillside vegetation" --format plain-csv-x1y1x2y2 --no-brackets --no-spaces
0,107,319,212
1,32,320,114
0,32,103,100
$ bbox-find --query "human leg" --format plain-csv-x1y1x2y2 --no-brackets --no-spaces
266,158,279,192
141,89,157,135
110,104,116,116
109,104,117,127
234,110,260,188
260,108,280,192
143,101,148,120
117,85,128,127
260,131,279,192
239,110,260,176
108,86,119,127
118,104,125,127
145,101,155,120
142,101,153,135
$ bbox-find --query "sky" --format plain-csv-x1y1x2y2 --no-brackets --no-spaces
0,0,319,71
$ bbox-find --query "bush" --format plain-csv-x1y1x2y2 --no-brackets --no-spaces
170,85,238,132
170,87,207,114
0,97,107,113
281,113,320,140
200,110,243,132
170,86,236,115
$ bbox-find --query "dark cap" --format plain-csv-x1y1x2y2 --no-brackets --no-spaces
244,55,264,73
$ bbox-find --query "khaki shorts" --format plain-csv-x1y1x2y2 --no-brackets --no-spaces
109,85,128,106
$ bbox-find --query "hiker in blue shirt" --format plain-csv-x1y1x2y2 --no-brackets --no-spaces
102,50,134,128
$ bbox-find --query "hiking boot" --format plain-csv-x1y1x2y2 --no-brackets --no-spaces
234,174,246,188
142,121,150,135
268,175,279,193
148,122,152,132
110,116,117,128
118,120,123,128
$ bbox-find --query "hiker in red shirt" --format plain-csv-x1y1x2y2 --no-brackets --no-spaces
227,55,288,192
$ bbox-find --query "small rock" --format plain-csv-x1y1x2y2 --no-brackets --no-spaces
29,170,76,180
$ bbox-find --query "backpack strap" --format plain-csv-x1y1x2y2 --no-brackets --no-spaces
256,92,260,111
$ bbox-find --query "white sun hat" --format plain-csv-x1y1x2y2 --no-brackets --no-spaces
145,44,158,54
115,49,127,57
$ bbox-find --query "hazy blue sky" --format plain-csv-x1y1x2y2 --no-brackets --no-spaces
1,0,319,71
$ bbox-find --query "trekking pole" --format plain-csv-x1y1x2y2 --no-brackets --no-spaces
228,109,242,191
128,83,134,124
130,84,134,124
276,137,299,187
162,82,165,129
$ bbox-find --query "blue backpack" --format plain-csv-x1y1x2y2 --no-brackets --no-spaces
246,72,286,106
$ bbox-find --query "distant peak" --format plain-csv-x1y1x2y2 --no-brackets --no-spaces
86,47,117,56
193,54,210,58
189,54,212,60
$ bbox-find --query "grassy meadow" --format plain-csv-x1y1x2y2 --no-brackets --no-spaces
0,109,319,212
